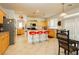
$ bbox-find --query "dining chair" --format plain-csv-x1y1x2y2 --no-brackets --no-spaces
57,30,79,55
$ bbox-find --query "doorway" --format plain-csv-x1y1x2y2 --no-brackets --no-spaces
15,18,27,45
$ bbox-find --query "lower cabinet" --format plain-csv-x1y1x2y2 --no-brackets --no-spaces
0,38,2,55
17,29,24,35
0,32,9,54
48,29,56,38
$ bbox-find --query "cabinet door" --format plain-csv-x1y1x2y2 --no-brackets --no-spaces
0,38,2,54
1,38,5,54
0,33,9,54
1,35,8,54
7,34,9,46
0,16,3,24
5,34,9,48
0,10,5,24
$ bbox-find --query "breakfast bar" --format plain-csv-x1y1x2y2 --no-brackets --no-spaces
27,30,48,43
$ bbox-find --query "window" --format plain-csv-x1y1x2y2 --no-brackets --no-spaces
48,18,58,29
19,22,23,28
63,17,79,41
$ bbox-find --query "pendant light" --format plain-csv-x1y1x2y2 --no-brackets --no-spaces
60,3,67,17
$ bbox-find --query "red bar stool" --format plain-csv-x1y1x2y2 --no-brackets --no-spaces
43,30,48,41
44,31,49,34
29,31,36,44
37,31,43,42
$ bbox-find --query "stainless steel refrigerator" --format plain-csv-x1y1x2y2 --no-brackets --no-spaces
3,16,15,45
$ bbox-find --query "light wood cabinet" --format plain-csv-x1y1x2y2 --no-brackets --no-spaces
0,32,9,54
17,29,24,35
0,10,5,24
38,21,47,27
0,37,2,55
0,16,3,24
48,29,56,38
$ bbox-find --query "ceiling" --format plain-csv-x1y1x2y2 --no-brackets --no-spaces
0,3,79,18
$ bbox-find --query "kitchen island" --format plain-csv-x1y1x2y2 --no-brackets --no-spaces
27,30,48,43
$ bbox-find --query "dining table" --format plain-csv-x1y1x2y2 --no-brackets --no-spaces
69,39,79,49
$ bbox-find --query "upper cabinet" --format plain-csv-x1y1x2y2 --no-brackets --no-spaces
0,10,5,24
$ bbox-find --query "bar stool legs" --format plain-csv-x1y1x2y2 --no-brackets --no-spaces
68,50,69,55
58,46,60,55
76,50,78,55
64,50,66,55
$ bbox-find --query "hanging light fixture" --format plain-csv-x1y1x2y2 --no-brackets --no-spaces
60,3,67,17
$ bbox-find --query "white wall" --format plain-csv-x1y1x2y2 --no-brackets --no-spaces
62,9,79,41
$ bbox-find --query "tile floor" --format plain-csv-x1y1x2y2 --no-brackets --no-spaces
4,35,64,55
